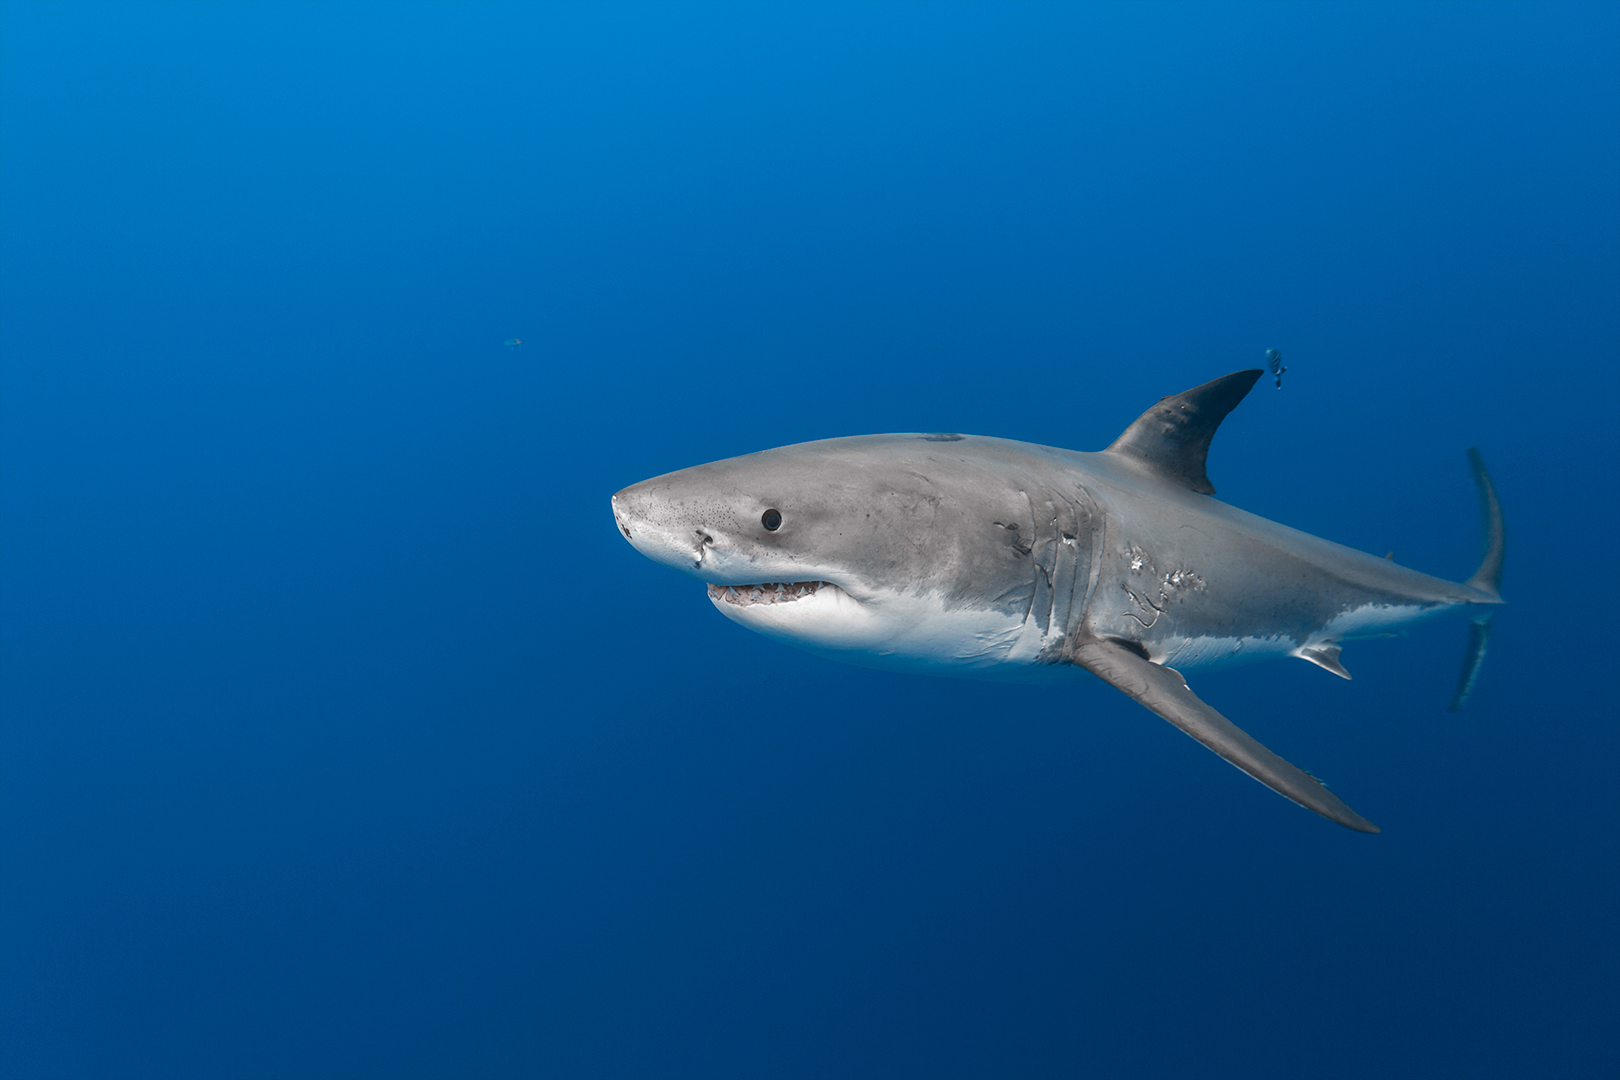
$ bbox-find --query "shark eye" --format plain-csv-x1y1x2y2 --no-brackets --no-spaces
761,509,782,531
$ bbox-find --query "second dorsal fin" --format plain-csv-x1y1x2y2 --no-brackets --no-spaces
1103,369,1263,495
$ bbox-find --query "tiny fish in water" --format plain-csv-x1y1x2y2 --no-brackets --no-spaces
1265,348,1286,388
504,338,522,348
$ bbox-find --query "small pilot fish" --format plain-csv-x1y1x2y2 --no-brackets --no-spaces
504,338,522,348
1265,348,1286,388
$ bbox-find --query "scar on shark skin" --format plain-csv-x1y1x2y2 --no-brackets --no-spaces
1120,584,1168,628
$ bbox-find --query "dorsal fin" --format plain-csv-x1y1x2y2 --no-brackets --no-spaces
1103,369,1263,495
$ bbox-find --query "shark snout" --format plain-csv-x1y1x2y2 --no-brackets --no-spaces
610,484,720,577
609,491,635,542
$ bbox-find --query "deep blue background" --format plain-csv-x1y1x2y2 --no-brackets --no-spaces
3,3,1617,1078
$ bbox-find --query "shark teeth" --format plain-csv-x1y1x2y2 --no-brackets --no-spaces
707,580,833,607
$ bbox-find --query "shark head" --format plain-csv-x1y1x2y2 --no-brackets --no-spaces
610,434,1043,667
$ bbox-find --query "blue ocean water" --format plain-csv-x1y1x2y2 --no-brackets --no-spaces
2,3,1616,1077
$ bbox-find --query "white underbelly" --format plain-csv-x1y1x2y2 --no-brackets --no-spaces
1153,601,1452,673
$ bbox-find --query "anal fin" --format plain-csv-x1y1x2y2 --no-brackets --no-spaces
1294,643,1351,680
1072,637,1379,833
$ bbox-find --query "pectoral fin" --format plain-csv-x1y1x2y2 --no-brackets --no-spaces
1072,638,1380,833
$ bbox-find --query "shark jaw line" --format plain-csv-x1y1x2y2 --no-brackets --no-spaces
707,580,838,607
706,577,883,652
705,578,1046,676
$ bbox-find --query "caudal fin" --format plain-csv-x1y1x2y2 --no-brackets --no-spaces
1449,618,1493,713
1464,448,1504,601
1451,448,1504,712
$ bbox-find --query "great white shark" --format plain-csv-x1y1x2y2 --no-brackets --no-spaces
610,370,1505,832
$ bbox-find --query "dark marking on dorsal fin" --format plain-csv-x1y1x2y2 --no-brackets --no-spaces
1103,369,1263,495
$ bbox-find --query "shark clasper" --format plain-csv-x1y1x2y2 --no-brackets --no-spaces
610,370,1505,832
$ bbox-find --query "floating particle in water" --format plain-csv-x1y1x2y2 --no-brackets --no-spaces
1264,348,1286,388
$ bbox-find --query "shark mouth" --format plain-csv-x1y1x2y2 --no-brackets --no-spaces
707,580,836,607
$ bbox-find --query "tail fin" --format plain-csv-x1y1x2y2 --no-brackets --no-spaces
1450,618,1493,713
1464,447,1504,601
1450,448,1505,712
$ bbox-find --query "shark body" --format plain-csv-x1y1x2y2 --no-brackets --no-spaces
610,370,1505,832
